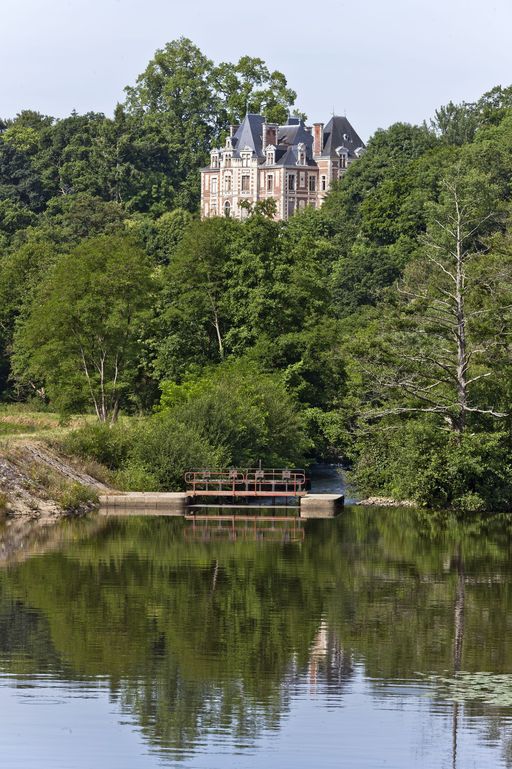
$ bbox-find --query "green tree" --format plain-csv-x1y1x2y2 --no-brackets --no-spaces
215,56,298,125
156,216,239,378
124,38,219,211
347,171,512,509
361,172,505,433
12,234,155,421
323,123,442,316
123,39,299,210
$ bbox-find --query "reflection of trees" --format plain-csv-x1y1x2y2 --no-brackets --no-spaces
0,588,60,675
0,510,511,760
451,546,464,769
0,518,354,756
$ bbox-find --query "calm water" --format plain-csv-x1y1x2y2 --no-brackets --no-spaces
1,507,512,768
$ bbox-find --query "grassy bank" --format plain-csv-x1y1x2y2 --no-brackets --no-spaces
0,406,107,519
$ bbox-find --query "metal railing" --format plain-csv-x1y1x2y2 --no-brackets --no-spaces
184,515,305,542
184,468,307,497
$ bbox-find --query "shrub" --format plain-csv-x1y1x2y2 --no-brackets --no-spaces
61,421,132,469
128,417,229,491
114,461,160,492
57,482,99,514
61,361,311,492
352,420,512,512
160,359,311,468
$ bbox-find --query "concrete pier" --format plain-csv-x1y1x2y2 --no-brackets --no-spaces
99,492,188,516
99,491,344,518
300,494,344,519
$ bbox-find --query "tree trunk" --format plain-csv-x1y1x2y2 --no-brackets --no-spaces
454,197,467,436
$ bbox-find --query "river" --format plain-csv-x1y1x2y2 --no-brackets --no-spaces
0,506,511,768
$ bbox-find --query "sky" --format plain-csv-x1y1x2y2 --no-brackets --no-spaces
1,0,512,140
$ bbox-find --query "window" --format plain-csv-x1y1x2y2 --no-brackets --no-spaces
309,175,316,192
224,153,231,168
210,152,219,168
266,147,275,165
241,174,250,192
224,174,232,192
211,201,217,216
224,201,231,217
299,172,306,187
267,174,273,192
340,154,347,169
321,175,327,191
288,174,295,192
211,176,218,194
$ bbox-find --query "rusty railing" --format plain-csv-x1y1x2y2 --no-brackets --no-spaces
184,468,307,497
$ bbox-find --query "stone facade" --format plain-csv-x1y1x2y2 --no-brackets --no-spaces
201,113,365,221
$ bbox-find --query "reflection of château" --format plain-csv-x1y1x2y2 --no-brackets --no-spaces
307,619,352,692
201,113,365,221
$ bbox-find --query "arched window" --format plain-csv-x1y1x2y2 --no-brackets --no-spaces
224,201,231,218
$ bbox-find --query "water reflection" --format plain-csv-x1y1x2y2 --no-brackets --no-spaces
0,509,511,767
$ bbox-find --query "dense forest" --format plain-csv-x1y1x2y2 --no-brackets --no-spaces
3,37,512,510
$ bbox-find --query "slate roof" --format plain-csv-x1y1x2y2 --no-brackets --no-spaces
277,122,314,153
322,116,365,158
204,113,365,169
231,113,265,157
273,145,316,167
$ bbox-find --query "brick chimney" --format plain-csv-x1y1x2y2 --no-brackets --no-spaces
262,123,278,150
229,124,239,138
313,123,324,157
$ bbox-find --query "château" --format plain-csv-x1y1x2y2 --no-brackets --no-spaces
201,113,365,221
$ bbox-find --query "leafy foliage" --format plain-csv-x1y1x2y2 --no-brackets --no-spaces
4,47,512,508
12,235,155,420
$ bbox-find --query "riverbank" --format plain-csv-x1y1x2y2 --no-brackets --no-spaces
0,439,110,520
357,496,416,508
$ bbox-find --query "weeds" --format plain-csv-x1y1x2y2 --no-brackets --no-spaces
57,483,99,515
0,492,9,517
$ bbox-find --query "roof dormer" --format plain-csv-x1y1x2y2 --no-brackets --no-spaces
210,149,220,168
241,146,253,167
266,144,276,165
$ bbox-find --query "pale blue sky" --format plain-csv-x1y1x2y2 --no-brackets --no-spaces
1,0,511,139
